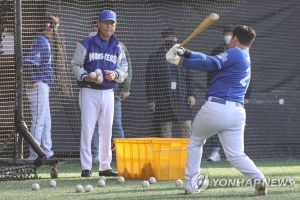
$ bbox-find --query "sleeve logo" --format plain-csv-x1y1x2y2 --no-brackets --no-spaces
216,52,228,62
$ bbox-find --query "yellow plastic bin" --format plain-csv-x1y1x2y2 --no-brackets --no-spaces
114,138,188,180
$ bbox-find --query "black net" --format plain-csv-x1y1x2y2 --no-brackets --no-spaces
0,0,299,163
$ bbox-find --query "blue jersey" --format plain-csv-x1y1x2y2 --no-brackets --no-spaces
207,47,251,104
23,33,53,83
71,32,128,90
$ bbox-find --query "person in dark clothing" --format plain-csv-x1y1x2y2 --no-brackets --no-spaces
145,28,196,138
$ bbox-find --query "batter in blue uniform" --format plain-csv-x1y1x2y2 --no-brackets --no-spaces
166,25,266,195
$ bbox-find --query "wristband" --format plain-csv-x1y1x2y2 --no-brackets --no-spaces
181,47,191,58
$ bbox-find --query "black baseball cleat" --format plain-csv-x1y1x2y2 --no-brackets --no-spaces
81,170,92,177
99,169,118,177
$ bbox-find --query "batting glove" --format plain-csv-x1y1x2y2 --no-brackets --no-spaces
178,47,191,58
170,44,191,58
166,49,180,65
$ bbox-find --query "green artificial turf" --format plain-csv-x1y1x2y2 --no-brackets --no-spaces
0,159,299,200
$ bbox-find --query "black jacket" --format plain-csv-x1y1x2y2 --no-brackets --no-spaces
145,47,196,123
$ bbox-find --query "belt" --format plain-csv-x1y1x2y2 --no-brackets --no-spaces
210,97,243,107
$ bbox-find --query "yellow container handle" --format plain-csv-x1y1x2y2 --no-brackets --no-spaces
149,141,187,152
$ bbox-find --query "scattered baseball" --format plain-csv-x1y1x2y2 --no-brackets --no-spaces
117,176,125,183
149,177,156,184
98,179,106,187
89,72,96,79
75,185,83,193
97,75,103,83
285,177,296,186
95,69,102,76
85,184,93,192
142,180,150,188
32,183,40,191
99,176,106,181
175,179,183,186
49,180,57,187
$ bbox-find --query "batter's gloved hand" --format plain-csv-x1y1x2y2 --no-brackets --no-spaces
169,44,192,58
166,48,180,65
178,47,191,58
170,44,191,58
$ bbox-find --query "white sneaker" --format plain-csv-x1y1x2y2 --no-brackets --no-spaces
254,179,267,196
92,156,99,165
185,189,201,195
207,151,221,162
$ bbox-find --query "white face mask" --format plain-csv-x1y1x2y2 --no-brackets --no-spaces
224,35,232,44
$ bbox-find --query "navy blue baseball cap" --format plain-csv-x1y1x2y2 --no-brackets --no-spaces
99,10,117,22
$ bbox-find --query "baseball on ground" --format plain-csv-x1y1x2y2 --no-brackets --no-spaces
117,176,125,183
175,179,183,186
32,183,40,191
98,179,105,187
99,176,106,181
75,185,83,193
89,72,96,79
149,177,156,184
142,180,150,188
49,180,57,187
85,184,93,192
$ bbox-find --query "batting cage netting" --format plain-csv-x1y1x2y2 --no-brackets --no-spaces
0,0,300,164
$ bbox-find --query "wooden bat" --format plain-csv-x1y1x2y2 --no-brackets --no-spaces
178,13,219,48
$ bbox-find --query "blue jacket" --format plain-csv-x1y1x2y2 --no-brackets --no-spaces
23,33,54,83
71,31,128,90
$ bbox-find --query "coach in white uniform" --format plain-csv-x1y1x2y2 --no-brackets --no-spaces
166,25,266,195
71,10,128,177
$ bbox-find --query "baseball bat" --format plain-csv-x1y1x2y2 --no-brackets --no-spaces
178,13,219,48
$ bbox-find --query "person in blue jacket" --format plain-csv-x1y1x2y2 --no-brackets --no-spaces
24,15,60,160
71,10,128,178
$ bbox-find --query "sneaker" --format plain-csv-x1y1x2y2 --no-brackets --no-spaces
92,156,99,165
254,179,267,196
99,169,118,177
48,155,66,164
81,170,92,177
207,151,221,162
185,189,201,195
